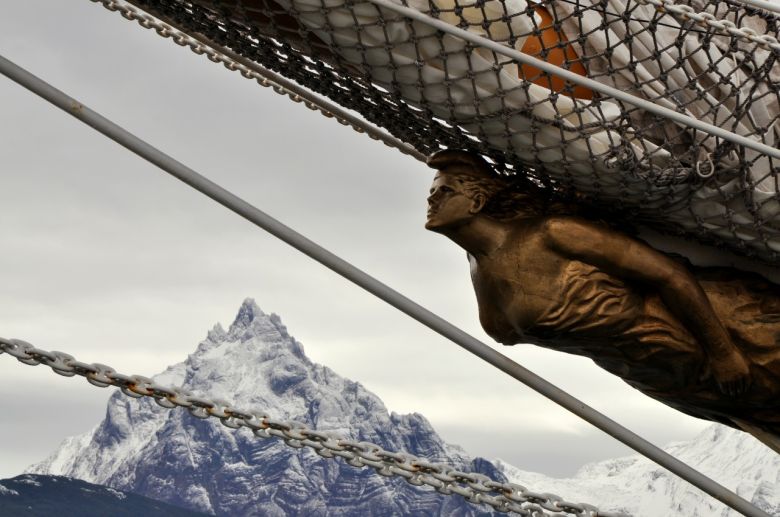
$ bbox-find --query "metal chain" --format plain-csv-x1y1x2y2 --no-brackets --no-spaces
89,0,426,162
0,336,627,517
91,0,780,171
636,0,780,52
99,0,780,87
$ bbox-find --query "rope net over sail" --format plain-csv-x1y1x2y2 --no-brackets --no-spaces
122,0,779,261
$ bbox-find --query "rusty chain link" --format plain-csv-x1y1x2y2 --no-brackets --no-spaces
89,0,426,162
0,336,628,517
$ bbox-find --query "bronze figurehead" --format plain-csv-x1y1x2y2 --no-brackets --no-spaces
425,149,780,452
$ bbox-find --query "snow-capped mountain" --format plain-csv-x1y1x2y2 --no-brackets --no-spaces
27,298,779,516
28,298,505,516
496,424,780,517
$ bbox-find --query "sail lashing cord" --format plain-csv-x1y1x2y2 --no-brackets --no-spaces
362,0,780,158
0,53,769,517
100,0,780,157
111,0,780,264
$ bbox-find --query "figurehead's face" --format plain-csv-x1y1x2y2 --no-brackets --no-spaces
425,171,483,232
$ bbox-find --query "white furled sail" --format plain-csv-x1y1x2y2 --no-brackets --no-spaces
136,0,780,262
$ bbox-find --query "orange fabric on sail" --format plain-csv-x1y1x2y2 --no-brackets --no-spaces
519,4,593,100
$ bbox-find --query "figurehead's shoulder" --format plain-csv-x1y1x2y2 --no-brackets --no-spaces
539,214,583,236
537,215,616,253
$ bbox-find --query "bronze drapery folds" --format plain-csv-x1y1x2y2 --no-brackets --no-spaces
425,150,780,453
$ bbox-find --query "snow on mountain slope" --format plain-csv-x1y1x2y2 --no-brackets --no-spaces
27,298,778,516
496,424,780,516
28,299,506,516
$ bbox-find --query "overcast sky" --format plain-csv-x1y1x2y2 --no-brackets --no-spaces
0,0,730,482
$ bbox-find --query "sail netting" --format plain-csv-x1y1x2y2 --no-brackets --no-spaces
126,0,780,262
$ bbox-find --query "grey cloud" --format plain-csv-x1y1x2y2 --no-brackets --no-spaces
0,0,712,481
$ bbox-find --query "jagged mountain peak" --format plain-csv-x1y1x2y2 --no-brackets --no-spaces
29,299,499,516
205,323,227,343
25,298,779,516
226,298,291,342
193,299,304,367
228,299,298,353
228,297,265,333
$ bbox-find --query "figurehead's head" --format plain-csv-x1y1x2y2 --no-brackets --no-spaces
425,150,498,232
426,149,559,232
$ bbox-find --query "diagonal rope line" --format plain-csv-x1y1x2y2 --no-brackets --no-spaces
730,0,780,15
116,0,780,162
94,0,780,265
105,0,780,170
96,0,425,162
363,0,780,162
0,53,769,517
553,0,724,36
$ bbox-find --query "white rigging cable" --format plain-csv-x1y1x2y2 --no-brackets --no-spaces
360,0,780,160
730,0,780,15
99,0,780,162
104,0,780,263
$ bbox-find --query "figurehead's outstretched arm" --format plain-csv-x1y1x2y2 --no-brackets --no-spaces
540,216,751,397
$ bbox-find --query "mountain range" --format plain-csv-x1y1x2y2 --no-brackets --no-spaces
28,299,505,515
27,298,780,516
497,423,780,516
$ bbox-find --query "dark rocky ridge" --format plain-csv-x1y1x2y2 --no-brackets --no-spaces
0,474,207,516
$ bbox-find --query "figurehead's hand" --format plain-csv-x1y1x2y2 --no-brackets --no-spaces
709,349,752,398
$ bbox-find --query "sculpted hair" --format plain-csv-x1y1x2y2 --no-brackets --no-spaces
428,149,570,220
447,170,570,220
